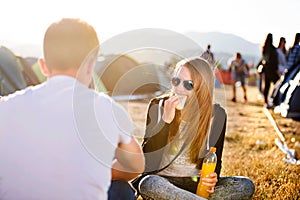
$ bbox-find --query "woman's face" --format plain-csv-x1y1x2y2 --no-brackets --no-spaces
172,66,194,98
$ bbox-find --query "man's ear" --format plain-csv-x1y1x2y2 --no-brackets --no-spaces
38,58,49,77
87,56,97,75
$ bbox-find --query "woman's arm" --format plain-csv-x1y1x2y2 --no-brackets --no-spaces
199,104,227,194
142,97,172,173
214,118,226,178
212,104,227,178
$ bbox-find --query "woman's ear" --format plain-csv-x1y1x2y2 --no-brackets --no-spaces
38,58,49,77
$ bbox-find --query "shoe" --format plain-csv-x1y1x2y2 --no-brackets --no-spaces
231,97,236,102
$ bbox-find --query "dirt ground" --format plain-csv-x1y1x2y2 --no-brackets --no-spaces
118,84,300,199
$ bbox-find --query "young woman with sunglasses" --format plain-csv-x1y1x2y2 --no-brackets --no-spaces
137,57,255,199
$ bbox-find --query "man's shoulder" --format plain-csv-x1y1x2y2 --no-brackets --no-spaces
231,60,237,65
202,50,213,56
0,86,40,115
0,85,36,103
91,90,114,104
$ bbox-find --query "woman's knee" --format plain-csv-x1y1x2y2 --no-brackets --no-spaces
139,175,168,192
212,176,255,200
139,175,168,199
139,175,200,200
238,177,255,197
226,176,254,193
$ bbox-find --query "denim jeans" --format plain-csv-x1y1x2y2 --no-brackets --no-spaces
139,175,255,200
108,180,136,200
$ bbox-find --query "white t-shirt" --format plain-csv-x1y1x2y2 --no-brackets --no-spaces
158,121,198,177
0,75,133,200
277,48,287,74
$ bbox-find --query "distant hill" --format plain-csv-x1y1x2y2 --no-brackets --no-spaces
1,31,263,68
100,28,203,62
186,31,261,57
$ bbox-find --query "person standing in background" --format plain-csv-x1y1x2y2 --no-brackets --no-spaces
201,44,215,67
286,33,300,72
229,52,249,102
255,59,265,100
276,37,288,75
262,33,280,107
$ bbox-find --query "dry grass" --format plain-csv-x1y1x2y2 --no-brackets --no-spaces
124,85,300,200
222,85,300,200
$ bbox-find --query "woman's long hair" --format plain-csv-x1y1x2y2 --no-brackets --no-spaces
277,37,287,55
263,33,273,56
169,57,214,164
291,33,300,51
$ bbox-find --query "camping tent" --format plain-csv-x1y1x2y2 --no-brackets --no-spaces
95,54,170,97
0,46,27,96
271,65,300,121
0,46,40,96
17,56,40,86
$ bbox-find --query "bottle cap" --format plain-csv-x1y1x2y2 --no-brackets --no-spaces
210,147,216,152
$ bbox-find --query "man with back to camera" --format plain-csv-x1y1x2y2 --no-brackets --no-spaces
201,44,215,67
0,18,145,200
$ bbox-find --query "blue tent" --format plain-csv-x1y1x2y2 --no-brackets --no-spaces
271,64,300,121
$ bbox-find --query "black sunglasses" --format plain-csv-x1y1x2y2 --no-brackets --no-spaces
171,77,194,91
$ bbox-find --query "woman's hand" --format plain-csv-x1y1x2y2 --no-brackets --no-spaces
162,96,179,124
199,171,218,194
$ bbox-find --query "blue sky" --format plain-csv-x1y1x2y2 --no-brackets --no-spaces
1,0,299,50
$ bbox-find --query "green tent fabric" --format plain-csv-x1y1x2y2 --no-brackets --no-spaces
32,62,47,83
92,72,107,93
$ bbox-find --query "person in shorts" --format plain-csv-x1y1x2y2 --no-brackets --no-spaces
229,52,249,102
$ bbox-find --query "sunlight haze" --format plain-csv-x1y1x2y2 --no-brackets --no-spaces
1,0,299,55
